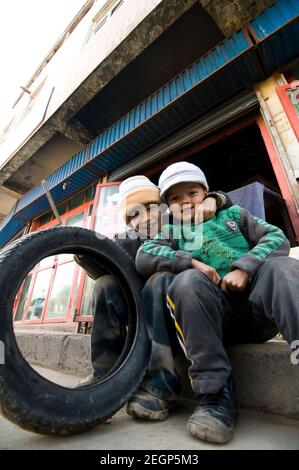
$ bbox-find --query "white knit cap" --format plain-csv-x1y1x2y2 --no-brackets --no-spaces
118,176,161,223
158,162,209,201
118,175,158,201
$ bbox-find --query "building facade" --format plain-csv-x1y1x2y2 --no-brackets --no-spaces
0,0,299,330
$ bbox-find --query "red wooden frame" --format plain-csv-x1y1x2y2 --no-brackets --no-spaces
13,194,95,325
74,182,121,322
257,116,299,242
276,82,299,143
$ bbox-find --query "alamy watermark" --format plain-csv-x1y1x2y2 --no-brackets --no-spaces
0,340,4,365
95,202,205,250
290,340,299,365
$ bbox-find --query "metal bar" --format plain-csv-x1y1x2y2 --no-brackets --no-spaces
41,179,63,225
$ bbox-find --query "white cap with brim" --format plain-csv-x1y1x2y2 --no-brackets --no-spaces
158,161,209,201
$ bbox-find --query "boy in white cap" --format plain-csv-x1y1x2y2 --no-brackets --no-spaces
76,175,232,386
135,161,299,444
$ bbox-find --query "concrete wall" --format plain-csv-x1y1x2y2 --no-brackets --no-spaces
0,0,163,171
16,330,299,420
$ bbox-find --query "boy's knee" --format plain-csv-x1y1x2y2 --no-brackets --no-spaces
93,274,119,297
260,256,299,279
168,269,211,297
145,271,175,290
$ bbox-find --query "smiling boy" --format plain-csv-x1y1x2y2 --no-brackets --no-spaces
135,161,299,444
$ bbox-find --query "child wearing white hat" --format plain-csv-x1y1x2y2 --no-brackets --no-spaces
77,173,231,388
134,161,299,445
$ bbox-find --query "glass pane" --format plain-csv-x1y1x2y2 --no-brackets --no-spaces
25,269,53,320
111,0,123,15
86,204,93,229
38,211,52,227
80,275,95,316
95,185,125,239
59,212,85,262
69,192,85,211
45,262,75,319
66,211,84,227
286,87,299,117
39,255,55,269
86,185,96,202
14,275,33,321
57,200,68,216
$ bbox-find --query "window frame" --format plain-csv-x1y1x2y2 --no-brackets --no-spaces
13,197,95,325
90,0,124,39
276,81,299,143
74,182,121,322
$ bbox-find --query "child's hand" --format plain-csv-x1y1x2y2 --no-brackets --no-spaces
221,269,250,294
191,259,222,285
194,197,217,224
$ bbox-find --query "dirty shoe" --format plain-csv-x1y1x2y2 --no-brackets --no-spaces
127,388,174,421
187,375,239,444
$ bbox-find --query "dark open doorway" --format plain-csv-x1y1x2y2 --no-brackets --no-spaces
143,121,296,245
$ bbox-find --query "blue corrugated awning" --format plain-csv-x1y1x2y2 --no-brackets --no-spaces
250,0,299,70
1,0,299,248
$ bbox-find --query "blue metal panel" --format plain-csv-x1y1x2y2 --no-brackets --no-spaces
16,195,51,220
0,216,25,248
16,183,44,212
257,21,299,69
88,30,254,162
46,147,87,189
0,203,16,233
250,0,299,70
16,167,97,221
251,0,299,40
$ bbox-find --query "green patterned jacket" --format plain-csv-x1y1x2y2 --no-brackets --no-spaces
135,205,290,279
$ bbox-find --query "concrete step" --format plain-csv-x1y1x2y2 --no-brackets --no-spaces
0,366,299,449
15,330,299,420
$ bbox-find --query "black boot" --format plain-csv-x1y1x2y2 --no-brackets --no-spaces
187,375,239,444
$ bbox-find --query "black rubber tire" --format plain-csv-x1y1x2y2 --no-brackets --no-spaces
0,226,150,435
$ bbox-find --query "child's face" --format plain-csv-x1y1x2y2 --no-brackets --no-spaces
166,182,207,222
128,202,162,237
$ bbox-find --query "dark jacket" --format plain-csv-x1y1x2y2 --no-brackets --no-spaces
74,191,233,280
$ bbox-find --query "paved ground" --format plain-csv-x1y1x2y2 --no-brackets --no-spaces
0,366,299,450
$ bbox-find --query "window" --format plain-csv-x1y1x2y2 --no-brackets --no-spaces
93,15,108,34
111,0,123,16
18,78,47,123
285,86,299,117
277,82,299,143
91,0,124,38
26,79,46,114
14,189,95,324
94,184,124,239
80,275,95,316
25,269,53,321
35,185,95,229
14,275,33,321
45,263,75,319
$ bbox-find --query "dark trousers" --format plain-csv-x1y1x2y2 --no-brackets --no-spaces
91,272,181,401
91,275,127,376
167,256,299,395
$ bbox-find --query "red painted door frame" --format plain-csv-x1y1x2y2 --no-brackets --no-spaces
257,116,299,242
276,82,299,143
74,182,121,323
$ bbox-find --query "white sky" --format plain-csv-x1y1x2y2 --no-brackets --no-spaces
0,0,87,131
